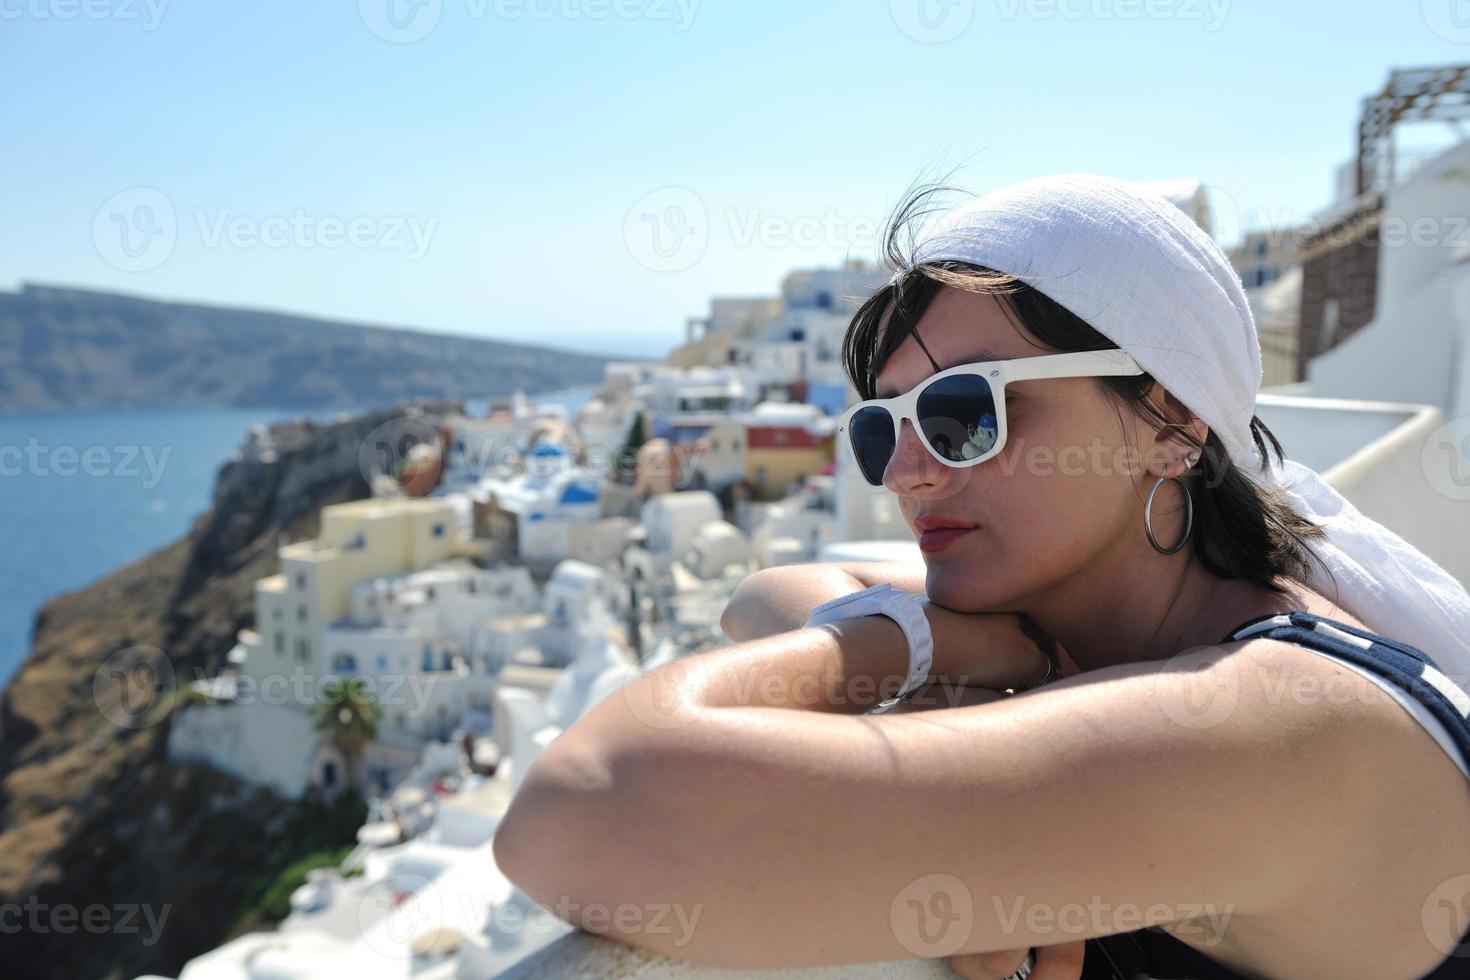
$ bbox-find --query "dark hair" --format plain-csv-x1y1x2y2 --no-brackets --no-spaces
841,186,1334,598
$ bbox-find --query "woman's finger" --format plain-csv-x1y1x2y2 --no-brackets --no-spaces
1031,939,1086,979
945,948,1031,979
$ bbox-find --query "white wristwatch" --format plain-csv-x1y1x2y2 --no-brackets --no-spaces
803,583,934,714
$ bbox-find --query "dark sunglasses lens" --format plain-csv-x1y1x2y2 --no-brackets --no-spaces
848,406,896,485
916,374,999,463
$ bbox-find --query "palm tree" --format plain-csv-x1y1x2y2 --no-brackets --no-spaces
312,676,382,795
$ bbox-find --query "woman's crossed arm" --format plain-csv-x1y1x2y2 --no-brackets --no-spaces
493,605,1372,971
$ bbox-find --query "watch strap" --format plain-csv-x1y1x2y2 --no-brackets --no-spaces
804,584,934,714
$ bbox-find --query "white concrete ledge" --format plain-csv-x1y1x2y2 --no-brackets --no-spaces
495,930,956,979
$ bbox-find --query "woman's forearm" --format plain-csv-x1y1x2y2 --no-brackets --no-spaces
624,618,915,725
719,565,864,642
720,561,929,642
499,607,1051,911
561,605,1048,768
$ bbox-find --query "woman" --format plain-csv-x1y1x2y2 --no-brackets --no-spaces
494,174,1470,979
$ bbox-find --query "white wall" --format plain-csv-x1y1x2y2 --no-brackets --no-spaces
1377,140,1470,311
498,930,953,980
169,699,316,798
1304,141,1470,420
1255,395,1421,474
1304,270,1462,416
1319,403,1470,590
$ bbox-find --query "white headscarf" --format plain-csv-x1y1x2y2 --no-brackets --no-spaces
905,173,1470,674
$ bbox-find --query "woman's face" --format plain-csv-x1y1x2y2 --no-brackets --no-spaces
873,286,1184,612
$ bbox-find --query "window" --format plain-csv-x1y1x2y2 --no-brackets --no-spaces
295,637,310,662
377,655,387,671
432,522,445,538
274,631,285,655
296,573,307,590
331,652,358,674
1320,299,1341,350
298,605,308,624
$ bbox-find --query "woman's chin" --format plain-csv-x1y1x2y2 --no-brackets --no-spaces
923,570,995,613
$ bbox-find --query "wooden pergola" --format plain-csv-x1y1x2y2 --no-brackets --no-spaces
1359,64,1470,196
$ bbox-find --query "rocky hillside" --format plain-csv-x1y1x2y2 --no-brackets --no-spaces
0,283,608,410
0,404,454,980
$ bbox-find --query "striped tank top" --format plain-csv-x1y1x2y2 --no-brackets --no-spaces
1077,610,1470,980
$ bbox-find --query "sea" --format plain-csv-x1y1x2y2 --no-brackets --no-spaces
0,386,597,690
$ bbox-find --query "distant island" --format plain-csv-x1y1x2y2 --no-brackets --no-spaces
0,283,611,410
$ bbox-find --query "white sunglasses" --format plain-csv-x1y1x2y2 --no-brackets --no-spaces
838,348,1145,487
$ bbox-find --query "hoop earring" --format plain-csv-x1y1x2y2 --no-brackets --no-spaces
1144,451,1199,555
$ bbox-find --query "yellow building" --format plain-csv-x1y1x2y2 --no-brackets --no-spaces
743,403,835,498
251,498,461,677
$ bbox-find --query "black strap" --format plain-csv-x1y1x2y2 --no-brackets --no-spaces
1079,932,1151,978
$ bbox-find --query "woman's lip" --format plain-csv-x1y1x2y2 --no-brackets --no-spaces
918,526,978,553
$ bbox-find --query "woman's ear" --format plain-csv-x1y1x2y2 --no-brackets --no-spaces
1149,389,1209,473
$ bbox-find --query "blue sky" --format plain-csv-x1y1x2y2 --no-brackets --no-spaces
2,0,1464,357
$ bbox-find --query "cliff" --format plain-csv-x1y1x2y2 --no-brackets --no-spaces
0,283,608,410
0,404,452,980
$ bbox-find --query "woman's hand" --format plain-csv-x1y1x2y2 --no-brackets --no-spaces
883,681,1008,713
946,941,1086,979
720,562,1062,695
920,600,1058,693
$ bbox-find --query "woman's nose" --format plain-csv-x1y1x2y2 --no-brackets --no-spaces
882,419,951,494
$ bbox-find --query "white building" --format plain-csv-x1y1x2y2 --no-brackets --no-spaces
480,560,627,671
636,491,722,560
168,499,572,798
473,447,632,571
